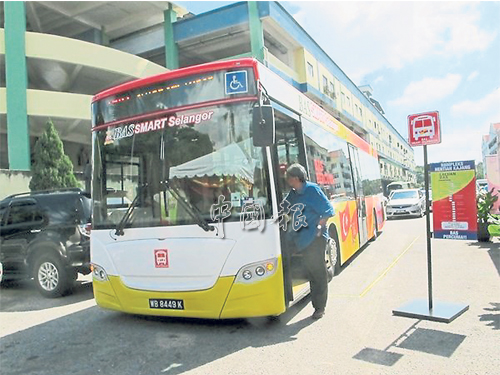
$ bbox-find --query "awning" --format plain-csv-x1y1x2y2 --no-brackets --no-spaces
169,140,258,183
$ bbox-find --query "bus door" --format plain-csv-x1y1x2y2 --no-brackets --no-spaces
348,145,368,246
270,105,309,305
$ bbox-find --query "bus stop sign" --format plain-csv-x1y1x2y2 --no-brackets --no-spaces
408,111,441,146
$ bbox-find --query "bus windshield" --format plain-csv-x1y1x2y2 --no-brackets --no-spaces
92,102,272,230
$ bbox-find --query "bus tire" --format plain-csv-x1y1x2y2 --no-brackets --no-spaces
326,235,340,281
371,210,378,241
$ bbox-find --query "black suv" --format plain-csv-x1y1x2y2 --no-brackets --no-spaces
0,188,92,297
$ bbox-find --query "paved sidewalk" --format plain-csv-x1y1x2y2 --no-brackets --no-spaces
305,230,500,375
333,234,500,375
186,220,500,375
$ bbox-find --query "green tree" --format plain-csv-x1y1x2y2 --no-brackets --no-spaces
476,162,485,179
415,165,425,185
29,121,79,191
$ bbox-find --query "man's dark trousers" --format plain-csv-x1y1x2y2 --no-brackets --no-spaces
303,236,328,311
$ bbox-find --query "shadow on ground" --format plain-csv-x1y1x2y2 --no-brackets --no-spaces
353,321,467,367
0,295,314,375
479,302,500,330
0,277,93,312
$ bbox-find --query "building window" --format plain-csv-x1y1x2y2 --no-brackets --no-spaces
322,75,328,90
307,62,314,77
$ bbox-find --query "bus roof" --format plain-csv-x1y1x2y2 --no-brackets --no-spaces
92,58,259,103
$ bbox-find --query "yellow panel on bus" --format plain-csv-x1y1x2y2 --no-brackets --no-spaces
328,199,360,266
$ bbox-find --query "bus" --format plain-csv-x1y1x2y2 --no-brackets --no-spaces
90,58,385,319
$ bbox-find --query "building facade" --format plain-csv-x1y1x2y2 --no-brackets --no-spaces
1,1,415,198
482,123,500,167
161,1,416,188
0,1,188,197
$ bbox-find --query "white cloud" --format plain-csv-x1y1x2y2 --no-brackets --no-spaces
467,71,479,81
290,2,497,82
388,74,462,108
414,127,484,166
451,88,500,120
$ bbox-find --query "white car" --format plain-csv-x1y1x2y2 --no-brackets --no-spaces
386,189,425,218
476,179,488,194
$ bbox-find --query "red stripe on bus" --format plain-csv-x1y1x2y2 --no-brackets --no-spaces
92,58,260,103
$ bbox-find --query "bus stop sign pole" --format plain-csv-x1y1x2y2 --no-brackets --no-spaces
393,112,468,323
424,145,433,310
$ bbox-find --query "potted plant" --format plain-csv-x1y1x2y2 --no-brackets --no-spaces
477,188,498,242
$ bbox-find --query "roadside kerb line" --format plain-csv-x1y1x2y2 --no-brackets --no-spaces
359,235,420,298
330,235,420,299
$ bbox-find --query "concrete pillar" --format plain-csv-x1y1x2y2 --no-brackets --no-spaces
164,5,179,69
248,1,265,62
5,1,30,170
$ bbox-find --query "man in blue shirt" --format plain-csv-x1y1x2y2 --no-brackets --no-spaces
284,163,335,320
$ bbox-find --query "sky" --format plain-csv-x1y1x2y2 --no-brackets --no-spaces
176,1,500,166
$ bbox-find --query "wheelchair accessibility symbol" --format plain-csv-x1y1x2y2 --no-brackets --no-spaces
225,71,248,95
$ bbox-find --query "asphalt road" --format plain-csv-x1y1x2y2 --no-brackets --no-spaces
0,216,499,375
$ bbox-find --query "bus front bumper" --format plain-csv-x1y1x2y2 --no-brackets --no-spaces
93,267,286,319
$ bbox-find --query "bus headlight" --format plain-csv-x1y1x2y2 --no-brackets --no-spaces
235,258,277,284
91,264,108,281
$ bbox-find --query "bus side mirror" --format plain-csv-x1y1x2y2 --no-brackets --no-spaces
252,105,275,147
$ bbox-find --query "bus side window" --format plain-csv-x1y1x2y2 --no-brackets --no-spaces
273,113,305,200
302,120,355,201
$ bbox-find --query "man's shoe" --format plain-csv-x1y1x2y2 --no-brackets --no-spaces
311,309,325,320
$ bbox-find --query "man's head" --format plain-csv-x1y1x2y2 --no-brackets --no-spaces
286,163,307,190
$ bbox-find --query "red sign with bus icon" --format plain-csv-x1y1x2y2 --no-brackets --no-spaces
408,111,441,146
154,249,169,268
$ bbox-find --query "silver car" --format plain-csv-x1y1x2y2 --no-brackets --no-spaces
386,189,425,218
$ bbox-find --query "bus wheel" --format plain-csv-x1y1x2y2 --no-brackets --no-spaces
326,237,340,281
371,210,378,241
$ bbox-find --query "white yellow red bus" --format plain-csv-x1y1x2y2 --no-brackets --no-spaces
90,58,385,319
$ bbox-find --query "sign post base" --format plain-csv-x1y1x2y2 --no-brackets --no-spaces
393,299,469,323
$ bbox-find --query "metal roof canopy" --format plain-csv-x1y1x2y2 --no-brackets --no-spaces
1,1,187,42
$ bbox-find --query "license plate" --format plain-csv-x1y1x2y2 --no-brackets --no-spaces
149,299,184,310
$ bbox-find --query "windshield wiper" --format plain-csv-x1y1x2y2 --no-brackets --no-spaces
161,180,215,232
115,193,142,236
114,181,215,235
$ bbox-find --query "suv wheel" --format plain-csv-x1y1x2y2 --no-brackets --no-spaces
33,254,70,298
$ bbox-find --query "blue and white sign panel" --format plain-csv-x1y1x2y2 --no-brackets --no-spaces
225,71,248,95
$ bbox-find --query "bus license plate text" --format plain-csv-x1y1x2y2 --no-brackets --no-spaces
149,299,184,310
